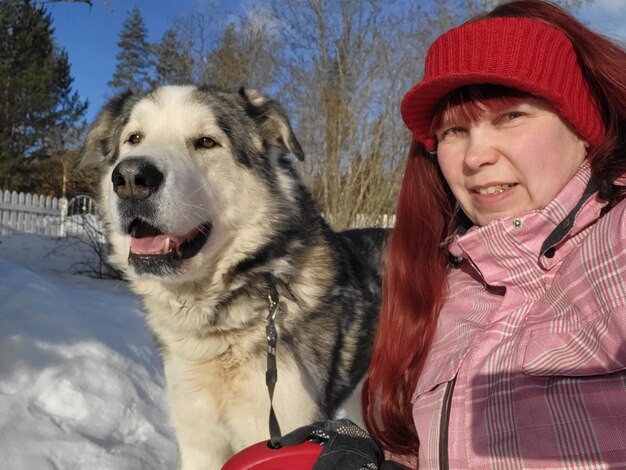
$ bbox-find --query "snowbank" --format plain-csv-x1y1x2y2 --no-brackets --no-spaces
0,233,176,469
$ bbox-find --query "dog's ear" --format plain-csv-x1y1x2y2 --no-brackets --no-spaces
238,87,305,161
75,91,135,170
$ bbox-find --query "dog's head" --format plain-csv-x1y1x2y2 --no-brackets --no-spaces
77,85,304,284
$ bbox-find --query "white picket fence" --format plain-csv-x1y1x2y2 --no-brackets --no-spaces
0,188,393,241
351,213,395,228
0,189,104,240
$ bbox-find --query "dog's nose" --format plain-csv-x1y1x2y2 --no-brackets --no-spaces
111,158,163,200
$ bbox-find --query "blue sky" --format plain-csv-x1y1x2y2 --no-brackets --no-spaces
45,0,626,124
46,0,245,122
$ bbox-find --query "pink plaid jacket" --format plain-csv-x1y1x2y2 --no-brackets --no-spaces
410,162,626,469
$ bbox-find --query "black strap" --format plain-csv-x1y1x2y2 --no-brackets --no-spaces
540,178,599,256
266,285,283,448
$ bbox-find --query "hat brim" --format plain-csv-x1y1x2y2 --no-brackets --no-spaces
400,73,552,151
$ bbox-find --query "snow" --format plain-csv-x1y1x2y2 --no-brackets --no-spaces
0,233,177,469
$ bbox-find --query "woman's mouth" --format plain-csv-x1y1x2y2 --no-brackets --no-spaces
473,183,517,195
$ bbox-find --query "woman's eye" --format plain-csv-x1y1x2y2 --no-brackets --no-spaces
195,137,218,150
439,126,466,140
499,111,524,123
506,111,523,120
128,133,142,145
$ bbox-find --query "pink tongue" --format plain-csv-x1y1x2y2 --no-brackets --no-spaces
130,234,180,255
129,226,203,255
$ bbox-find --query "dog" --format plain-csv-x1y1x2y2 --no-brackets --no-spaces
77,85,386,469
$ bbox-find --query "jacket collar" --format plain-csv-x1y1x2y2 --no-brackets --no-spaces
447,161,608,288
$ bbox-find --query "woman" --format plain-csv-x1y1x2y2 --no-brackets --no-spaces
363,0,626,468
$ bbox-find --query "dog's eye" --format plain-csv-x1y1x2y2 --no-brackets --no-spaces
195,137,217,150
128,133,142,145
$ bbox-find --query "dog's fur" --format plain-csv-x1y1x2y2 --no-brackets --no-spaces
77,85,385,469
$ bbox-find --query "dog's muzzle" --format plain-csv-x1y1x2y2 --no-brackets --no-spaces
111,157,212,276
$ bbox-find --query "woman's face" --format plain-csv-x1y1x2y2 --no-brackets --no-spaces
435,97,587,227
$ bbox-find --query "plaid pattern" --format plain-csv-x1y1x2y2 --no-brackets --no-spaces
410,162,626,469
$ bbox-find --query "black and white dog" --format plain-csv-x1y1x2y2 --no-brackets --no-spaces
77,85,386,469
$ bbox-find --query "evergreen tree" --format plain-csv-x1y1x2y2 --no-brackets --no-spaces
108,7,152,93
202,21,278,91
0,0,88,190
153,28,194,85
205,24,245,88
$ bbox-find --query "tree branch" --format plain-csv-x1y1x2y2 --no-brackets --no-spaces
42,0,93,5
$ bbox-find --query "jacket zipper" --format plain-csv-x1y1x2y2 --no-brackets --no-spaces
438,376,457,470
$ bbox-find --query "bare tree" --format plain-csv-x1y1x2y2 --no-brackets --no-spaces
261,0,423,228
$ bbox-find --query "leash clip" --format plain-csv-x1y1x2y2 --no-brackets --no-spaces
266,286,279,346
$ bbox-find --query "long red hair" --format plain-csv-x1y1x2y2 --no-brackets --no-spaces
362,0,626,458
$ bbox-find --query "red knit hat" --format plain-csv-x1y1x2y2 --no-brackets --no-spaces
400,17,605,151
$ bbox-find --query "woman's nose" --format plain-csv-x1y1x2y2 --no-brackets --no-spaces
462,134,499,170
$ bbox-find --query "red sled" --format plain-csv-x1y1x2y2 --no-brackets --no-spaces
222,440,323,470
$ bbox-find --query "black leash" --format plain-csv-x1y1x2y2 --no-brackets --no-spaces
266,283,282,448
265,276,299,448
